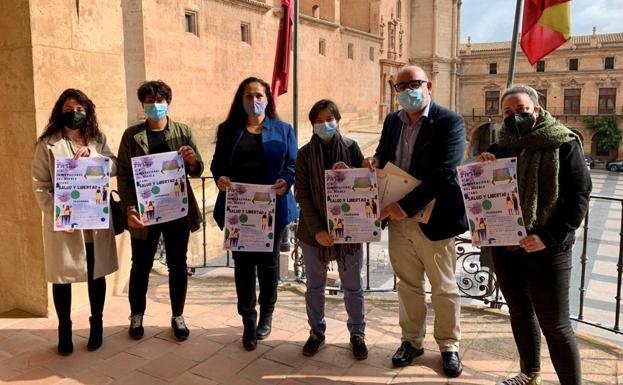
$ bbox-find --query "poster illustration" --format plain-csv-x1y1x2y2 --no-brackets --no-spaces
54,157,111,231
224,183,276,252
457,157,526,246
131,151,188,226
325,168,381,244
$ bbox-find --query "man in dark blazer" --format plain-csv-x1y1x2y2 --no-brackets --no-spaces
364,65,467,378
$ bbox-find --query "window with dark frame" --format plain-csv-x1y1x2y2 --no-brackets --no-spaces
369,46,374,61
319,38,326,56
536,60,545,72
569,58,578,71
489,63,497,75
598,88,616,114
564,88,581,114
605,57,615,70
184,10,198,36
596,134,611,156
536,89,547,110
485,91,500,115
348,43,354,60
240,22,251,45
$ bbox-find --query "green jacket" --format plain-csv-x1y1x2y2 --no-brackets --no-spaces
117,118,204,239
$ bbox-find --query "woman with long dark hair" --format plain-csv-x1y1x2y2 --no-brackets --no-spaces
211,77,298,350
32,88,118,355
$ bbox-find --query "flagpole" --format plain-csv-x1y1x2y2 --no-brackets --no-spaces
507,0,524,87
293,0,299,139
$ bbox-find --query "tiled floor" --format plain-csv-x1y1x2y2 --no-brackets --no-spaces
0,270,621,385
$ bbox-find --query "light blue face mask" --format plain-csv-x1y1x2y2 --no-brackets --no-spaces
144,103,168,121
398,88,425,112
244,100,268,117
313,120,338,141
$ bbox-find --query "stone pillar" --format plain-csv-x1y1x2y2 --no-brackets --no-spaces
0,0,46,316
0,0,130,316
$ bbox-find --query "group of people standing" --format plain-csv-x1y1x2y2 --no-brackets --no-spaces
31,65,589,385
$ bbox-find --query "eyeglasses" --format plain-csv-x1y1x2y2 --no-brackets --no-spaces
393,80,428,92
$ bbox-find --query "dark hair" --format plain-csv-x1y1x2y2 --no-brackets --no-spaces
216,77,278,141
308,99,341,123
38,88,101,143
137,80,172,104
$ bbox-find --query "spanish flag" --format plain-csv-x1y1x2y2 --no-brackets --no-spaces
520,0,571,65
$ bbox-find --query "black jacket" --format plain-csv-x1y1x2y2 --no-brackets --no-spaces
374,103,468,241
489,140,591,250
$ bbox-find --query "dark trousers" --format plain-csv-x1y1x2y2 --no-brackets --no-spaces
129,217,190,317
52,243,105,323
492,247,581,385
232,229,282,326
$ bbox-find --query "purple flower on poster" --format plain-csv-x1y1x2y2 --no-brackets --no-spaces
66,159,79,170
58,191,71,202
141,189,152,199
330,205,341,215
141,157,154,168
468,202,482,215
228,216,240,226
468,164,484,178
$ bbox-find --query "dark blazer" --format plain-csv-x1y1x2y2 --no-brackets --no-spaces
374,102,468,241
211,117,299,232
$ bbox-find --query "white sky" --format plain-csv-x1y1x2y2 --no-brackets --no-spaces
460,0,623,43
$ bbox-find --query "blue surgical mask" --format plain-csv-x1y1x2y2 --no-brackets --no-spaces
398,88,425,112
144,103,168,121
244,100,268,117
313,120,338,141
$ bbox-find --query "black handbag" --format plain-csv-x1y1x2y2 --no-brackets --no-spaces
110,190,127,235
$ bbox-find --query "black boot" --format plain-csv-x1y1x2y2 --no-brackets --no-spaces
87,316,103,351
242,321,257,351
57,321,73,356
256,313,272,340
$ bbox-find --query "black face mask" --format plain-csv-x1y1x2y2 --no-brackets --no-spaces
503,112,536,136
61,111,87,130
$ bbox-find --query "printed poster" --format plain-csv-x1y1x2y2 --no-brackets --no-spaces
54,157,111,231
224,182,277,253
131,151,188,226
325,168,382,244
457,157,526,246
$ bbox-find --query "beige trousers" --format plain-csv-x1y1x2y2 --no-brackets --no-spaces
388,220,461,352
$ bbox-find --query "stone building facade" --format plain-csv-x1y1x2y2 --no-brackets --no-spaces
0,0,461,314
459,29,623,160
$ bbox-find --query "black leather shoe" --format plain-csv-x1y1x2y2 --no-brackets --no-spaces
350,334,368,360
242,323,257,351
57,321,73,356
256,314,272,340
441,351,463,378
87,316,103,351
391,341,424,367
302,332,325,357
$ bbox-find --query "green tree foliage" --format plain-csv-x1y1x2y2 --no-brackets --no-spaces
585,115,621,151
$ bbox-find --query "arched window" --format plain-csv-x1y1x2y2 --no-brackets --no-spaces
396,0,401,19
312,5,319,18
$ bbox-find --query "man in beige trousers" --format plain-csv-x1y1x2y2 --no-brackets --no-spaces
364,66,467,378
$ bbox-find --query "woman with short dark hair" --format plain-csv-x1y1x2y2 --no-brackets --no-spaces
211,77,298,351
295,99,368,360
32,88,118,355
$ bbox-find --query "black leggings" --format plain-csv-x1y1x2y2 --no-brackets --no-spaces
492,247,581,385
232,229,282,325
129,217,190,317
52,243,106,323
